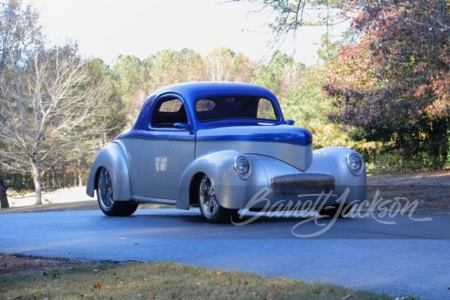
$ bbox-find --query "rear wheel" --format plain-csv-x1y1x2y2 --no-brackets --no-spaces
316,204,354,218
97,167,138,216
198,174,238,223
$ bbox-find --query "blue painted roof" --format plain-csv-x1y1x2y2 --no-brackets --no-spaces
118,82,312,147
150,82,278,102
133,82,285,131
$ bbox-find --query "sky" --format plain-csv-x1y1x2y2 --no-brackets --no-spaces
27,0,348,66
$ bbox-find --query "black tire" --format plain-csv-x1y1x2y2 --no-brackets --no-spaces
198,174,238,223
97,167,138,216
316,204,354,218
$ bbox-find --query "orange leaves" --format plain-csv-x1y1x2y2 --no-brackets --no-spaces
414,84,428,98
116,281,125,288
92,282,101,289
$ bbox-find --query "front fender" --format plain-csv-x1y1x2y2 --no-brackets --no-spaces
177,150,268,210
86,142,131,201
308,146,367,202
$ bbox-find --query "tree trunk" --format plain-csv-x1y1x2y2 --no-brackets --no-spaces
0,178,9,209
430,119,448,170
78,171,83,187
31,160,43,205
77,158,83,187
51,170,55,189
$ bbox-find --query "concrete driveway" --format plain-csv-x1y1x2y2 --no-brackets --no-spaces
1,208,449,299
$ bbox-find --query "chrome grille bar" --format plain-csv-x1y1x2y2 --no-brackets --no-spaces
271,173,335,197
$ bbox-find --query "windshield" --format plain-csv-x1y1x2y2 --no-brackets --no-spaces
195,96,278,122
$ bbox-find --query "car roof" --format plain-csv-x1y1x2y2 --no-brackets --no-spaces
133,82,284,131
149,82,277,102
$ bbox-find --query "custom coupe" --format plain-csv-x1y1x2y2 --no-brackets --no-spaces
86,82,366,222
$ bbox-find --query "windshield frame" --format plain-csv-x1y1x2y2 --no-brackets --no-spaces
194,94,281,124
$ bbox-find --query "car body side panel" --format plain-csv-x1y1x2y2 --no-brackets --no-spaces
86,142,131,201
117,134,195,200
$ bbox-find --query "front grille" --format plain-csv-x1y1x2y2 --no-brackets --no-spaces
271,173,335,197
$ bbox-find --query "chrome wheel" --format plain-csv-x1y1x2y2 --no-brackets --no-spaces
98,167,114,210
199,175,219,219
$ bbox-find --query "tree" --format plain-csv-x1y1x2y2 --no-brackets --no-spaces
179,48,206,82
231,53,255,82
253,51,303,95
323,0,450,169
149,49,206,87
0,1,114,204
234,0,347,49
0,0,41,207
204,47,235,81
281,66,380,154
242,0,450,169
0,174,8,208
110,55,149,125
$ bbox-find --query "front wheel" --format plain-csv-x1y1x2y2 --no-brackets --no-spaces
198,174,238,223
97,167,138,216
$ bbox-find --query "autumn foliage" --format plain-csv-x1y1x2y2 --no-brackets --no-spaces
324,0,450,168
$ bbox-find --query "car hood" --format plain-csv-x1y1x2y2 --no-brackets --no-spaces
196,125,313,171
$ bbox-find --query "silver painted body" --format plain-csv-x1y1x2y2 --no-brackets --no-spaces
87,138,367,209
195,126,313,171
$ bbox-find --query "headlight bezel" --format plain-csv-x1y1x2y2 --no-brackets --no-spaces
346,153,364,176
233,155,251,180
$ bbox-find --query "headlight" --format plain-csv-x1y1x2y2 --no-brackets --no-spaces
233,156,251,180
347,153,364,176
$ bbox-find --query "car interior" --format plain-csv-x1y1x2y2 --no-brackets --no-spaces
151,98,188,128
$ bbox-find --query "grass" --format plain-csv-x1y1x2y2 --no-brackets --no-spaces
0,260,403,300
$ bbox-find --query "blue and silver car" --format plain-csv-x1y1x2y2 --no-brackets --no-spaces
86,82,366,222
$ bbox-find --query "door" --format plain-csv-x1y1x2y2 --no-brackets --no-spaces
124,95,195,202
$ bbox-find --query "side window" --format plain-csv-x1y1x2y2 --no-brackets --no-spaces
151,97,188,128
159,99,182,113
257,98,277,120
196,99,216,112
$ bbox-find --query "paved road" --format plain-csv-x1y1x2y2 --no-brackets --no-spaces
1,208,449,299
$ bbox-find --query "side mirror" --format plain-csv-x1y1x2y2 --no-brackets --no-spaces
285,119,295,125
174,122,192,131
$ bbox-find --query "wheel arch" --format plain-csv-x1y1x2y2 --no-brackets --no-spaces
86,142,131,201
188,172,205,207
176,150,245,210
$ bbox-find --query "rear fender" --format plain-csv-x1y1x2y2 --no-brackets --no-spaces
86,142,131,201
